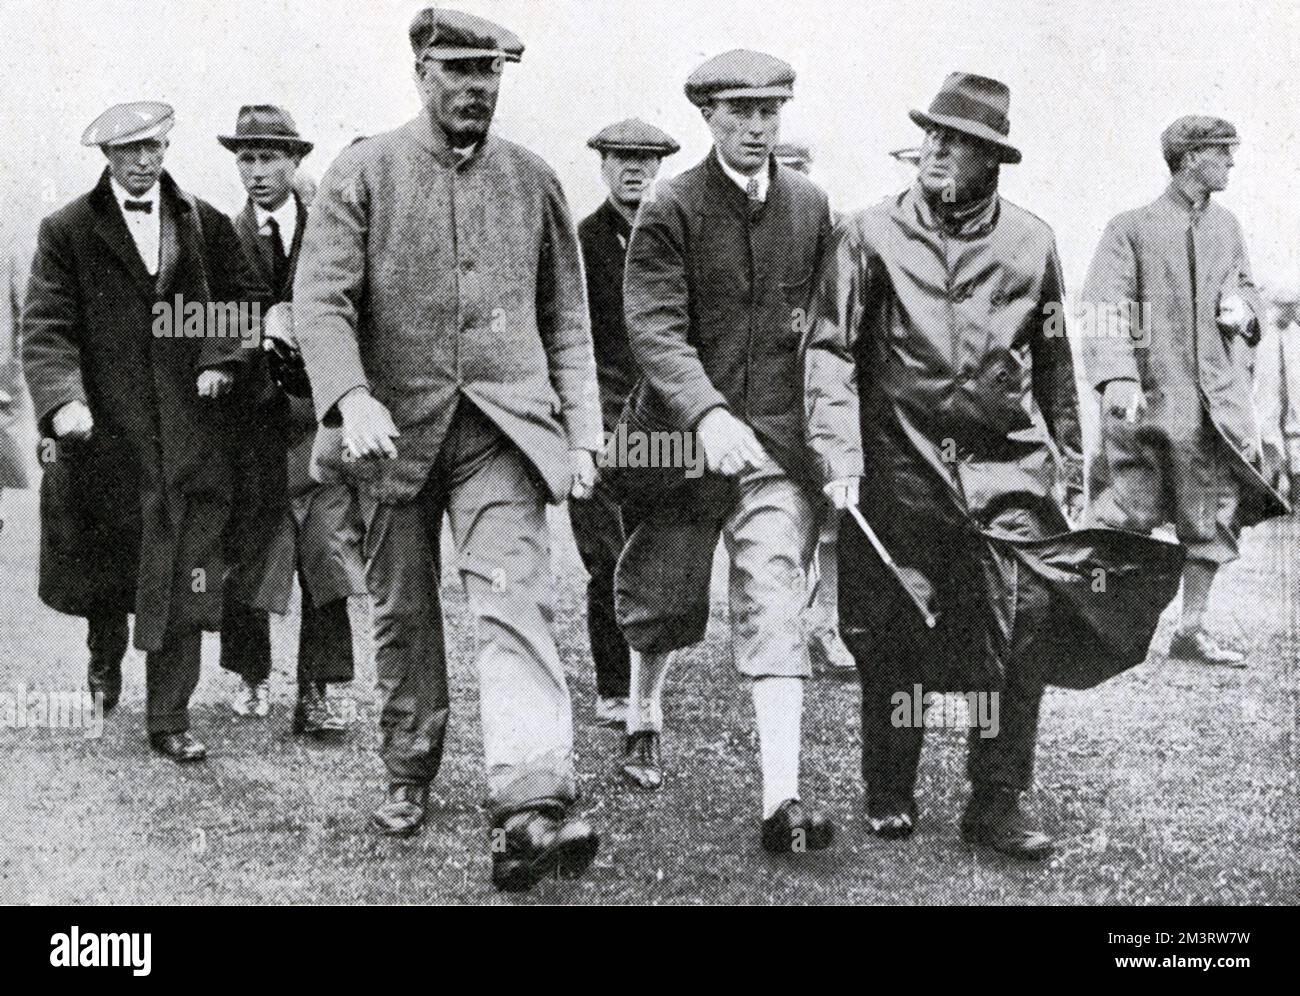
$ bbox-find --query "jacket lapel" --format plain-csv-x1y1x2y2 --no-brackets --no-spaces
155,194,181,297
284,194,307,296
88,171,155,301
236,200,275,289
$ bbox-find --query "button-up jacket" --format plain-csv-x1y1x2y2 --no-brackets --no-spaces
294,113,602,503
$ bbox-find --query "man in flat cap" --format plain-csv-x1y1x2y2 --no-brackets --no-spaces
1082,115,1285,667
24,102,264,761
615,49,836,853
294,7,602,891
574,118,678,730
805,73,1088,858
218,105,364,735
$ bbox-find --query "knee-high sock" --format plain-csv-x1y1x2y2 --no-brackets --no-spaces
628,650,673,733
752,675,804,818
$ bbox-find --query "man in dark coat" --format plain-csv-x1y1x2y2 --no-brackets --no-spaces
294,8,603,891
575,117,679,729
615,49,836,854
218,104,364,735
805,74,1085,859
23,102,262,762
1081,116,1286,667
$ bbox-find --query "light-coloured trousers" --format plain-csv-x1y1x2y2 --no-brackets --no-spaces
361,403,576,821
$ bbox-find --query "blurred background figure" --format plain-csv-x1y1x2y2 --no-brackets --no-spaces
774,139,856,678
0,256,32,527
1253,283,1300,500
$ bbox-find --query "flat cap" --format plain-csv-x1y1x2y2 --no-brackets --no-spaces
1162,115,1239,161
685,49,795,106
774,141,814,168
81,101,174,147
409,7,523,63
588,118,680,155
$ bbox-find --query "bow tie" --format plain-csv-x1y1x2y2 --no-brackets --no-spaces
123,200,153,214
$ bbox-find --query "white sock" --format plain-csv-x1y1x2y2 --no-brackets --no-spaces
628,650,672,732
752,676,804,818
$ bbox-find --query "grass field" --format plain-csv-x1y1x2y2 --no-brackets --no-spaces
0,485,1295,905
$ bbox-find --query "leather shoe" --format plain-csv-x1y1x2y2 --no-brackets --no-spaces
371,783,429,837
491,804,599,892
761,798,834,854
293,685,348,737
961,787,1053,860
149,731,207,763
1169,629,1246,667
622,730,664,790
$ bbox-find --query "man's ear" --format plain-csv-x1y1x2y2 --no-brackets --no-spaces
700,103,715,123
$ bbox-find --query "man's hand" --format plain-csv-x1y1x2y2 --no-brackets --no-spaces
337,387,399,460
52,400,93,440
696,408,769,477
197,368,234,399
824,477,859,510
1064,486,1085,526
1102,379,1146,424
570,448,597,500
1218,294,1252,334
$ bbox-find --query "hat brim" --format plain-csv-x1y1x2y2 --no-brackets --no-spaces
689,85,793,106
909,109,1021,164
218,135,314,155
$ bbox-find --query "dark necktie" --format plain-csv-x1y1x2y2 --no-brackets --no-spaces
123,199,152,213
746,177,764,222
266,217,290,288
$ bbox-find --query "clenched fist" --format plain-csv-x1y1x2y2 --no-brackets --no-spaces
52,400,93,440
697,408,769,477
338,387,399,461
197,368,234,398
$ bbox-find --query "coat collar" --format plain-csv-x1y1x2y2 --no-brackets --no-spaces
906,182,1001,239
238,191,305,286
407,112,496,169
702,150,783,217
1161,180,1212,218
89,169,198,299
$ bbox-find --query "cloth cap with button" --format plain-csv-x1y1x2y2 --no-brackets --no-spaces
587,118,680,156
774,141,814,170
685,49,796,107
409,7,523,63
81,101,175,147
218,105,313,156
1161,115,1239,166
908,72,1021,164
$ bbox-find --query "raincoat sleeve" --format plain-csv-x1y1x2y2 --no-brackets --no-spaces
1079,215,1142,393
803,217,868,485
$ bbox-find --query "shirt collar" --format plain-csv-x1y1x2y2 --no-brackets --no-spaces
110,177,159,210
714,149,771,202
254,195,298,233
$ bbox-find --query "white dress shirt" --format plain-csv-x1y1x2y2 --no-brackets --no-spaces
110,178,161,275
254,195,299,256
716,150,771,202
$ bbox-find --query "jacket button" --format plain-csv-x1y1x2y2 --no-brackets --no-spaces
461,260,475,273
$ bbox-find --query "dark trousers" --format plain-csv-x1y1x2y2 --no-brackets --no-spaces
569,479,630,699
88,610,201,734
856,565,1050,808
145,625,203,736
87,608,129,672
220,578,354,688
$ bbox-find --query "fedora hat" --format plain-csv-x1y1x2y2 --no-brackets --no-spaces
218,105,313,155
909,72,1021,164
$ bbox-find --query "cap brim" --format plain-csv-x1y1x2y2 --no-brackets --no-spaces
84,119,175,148
909,109,1021,164
708,85,794,101
589,142,677,155
218,135,314,155
423,47,522,62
